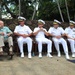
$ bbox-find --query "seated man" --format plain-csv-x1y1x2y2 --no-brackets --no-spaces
33,19,52,58
0,20,13,55
14,16,32,58
48,19,70,59
65,21,75,58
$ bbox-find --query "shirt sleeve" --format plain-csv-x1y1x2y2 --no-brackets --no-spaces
60,27,65,34
48,27,52,34
6,27,12,33
27,26,32,34
33,28,38,33
65,28,68,34
14,26,18,33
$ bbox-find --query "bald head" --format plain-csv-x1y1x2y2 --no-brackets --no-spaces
0,20,4,28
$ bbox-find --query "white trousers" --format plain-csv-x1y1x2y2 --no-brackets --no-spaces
17,37,32,53
36,38,52,53
52,38,68,54
68,39,75,53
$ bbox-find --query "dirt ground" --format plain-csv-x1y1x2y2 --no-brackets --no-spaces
0,55,75,75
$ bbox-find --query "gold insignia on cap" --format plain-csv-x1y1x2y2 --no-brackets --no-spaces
53,19,61,25
53,22,58,25
38,19,45,25
18,16,26,21
70,20,75,26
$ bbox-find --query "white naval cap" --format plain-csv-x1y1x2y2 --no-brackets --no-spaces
38,19,45,25
53,19,61,25
18,16,26,21
70,20,75,25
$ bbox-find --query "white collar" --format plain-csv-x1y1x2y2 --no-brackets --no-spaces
53,27,59,29
19,25,25,27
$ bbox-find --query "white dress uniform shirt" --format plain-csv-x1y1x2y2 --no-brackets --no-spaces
65,27,75,38
14,25,32,36
34,27,47,38
48,27,65,36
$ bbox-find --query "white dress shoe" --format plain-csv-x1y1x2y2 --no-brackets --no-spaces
72,53,75,58
47,53,53,58
21,53,24,58
57,53,61,57
66,54,70,59
28,53,32,59
39,53,42,58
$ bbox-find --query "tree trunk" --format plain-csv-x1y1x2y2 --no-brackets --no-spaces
65,0,70,22
0,4,2,19
56,0,64,22
19,0,21,16
74,14,75,21
32,0,37,20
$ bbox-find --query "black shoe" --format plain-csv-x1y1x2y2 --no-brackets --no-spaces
0,56,3,61
8,55,13,60
0,52,3,55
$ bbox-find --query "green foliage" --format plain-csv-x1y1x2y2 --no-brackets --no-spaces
0,0,75,21
20,0,34,19
38,0,59,21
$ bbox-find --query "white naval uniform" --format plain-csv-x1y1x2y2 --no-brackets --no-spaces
33,27,52,53
14,25,32,54
65,27,75,53
48,27,69,55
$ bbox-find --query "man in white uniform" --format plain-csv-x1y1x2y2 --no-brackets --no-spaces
33,19,52,58
48,19,70,59
14,16,32,58
65,21,75,57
